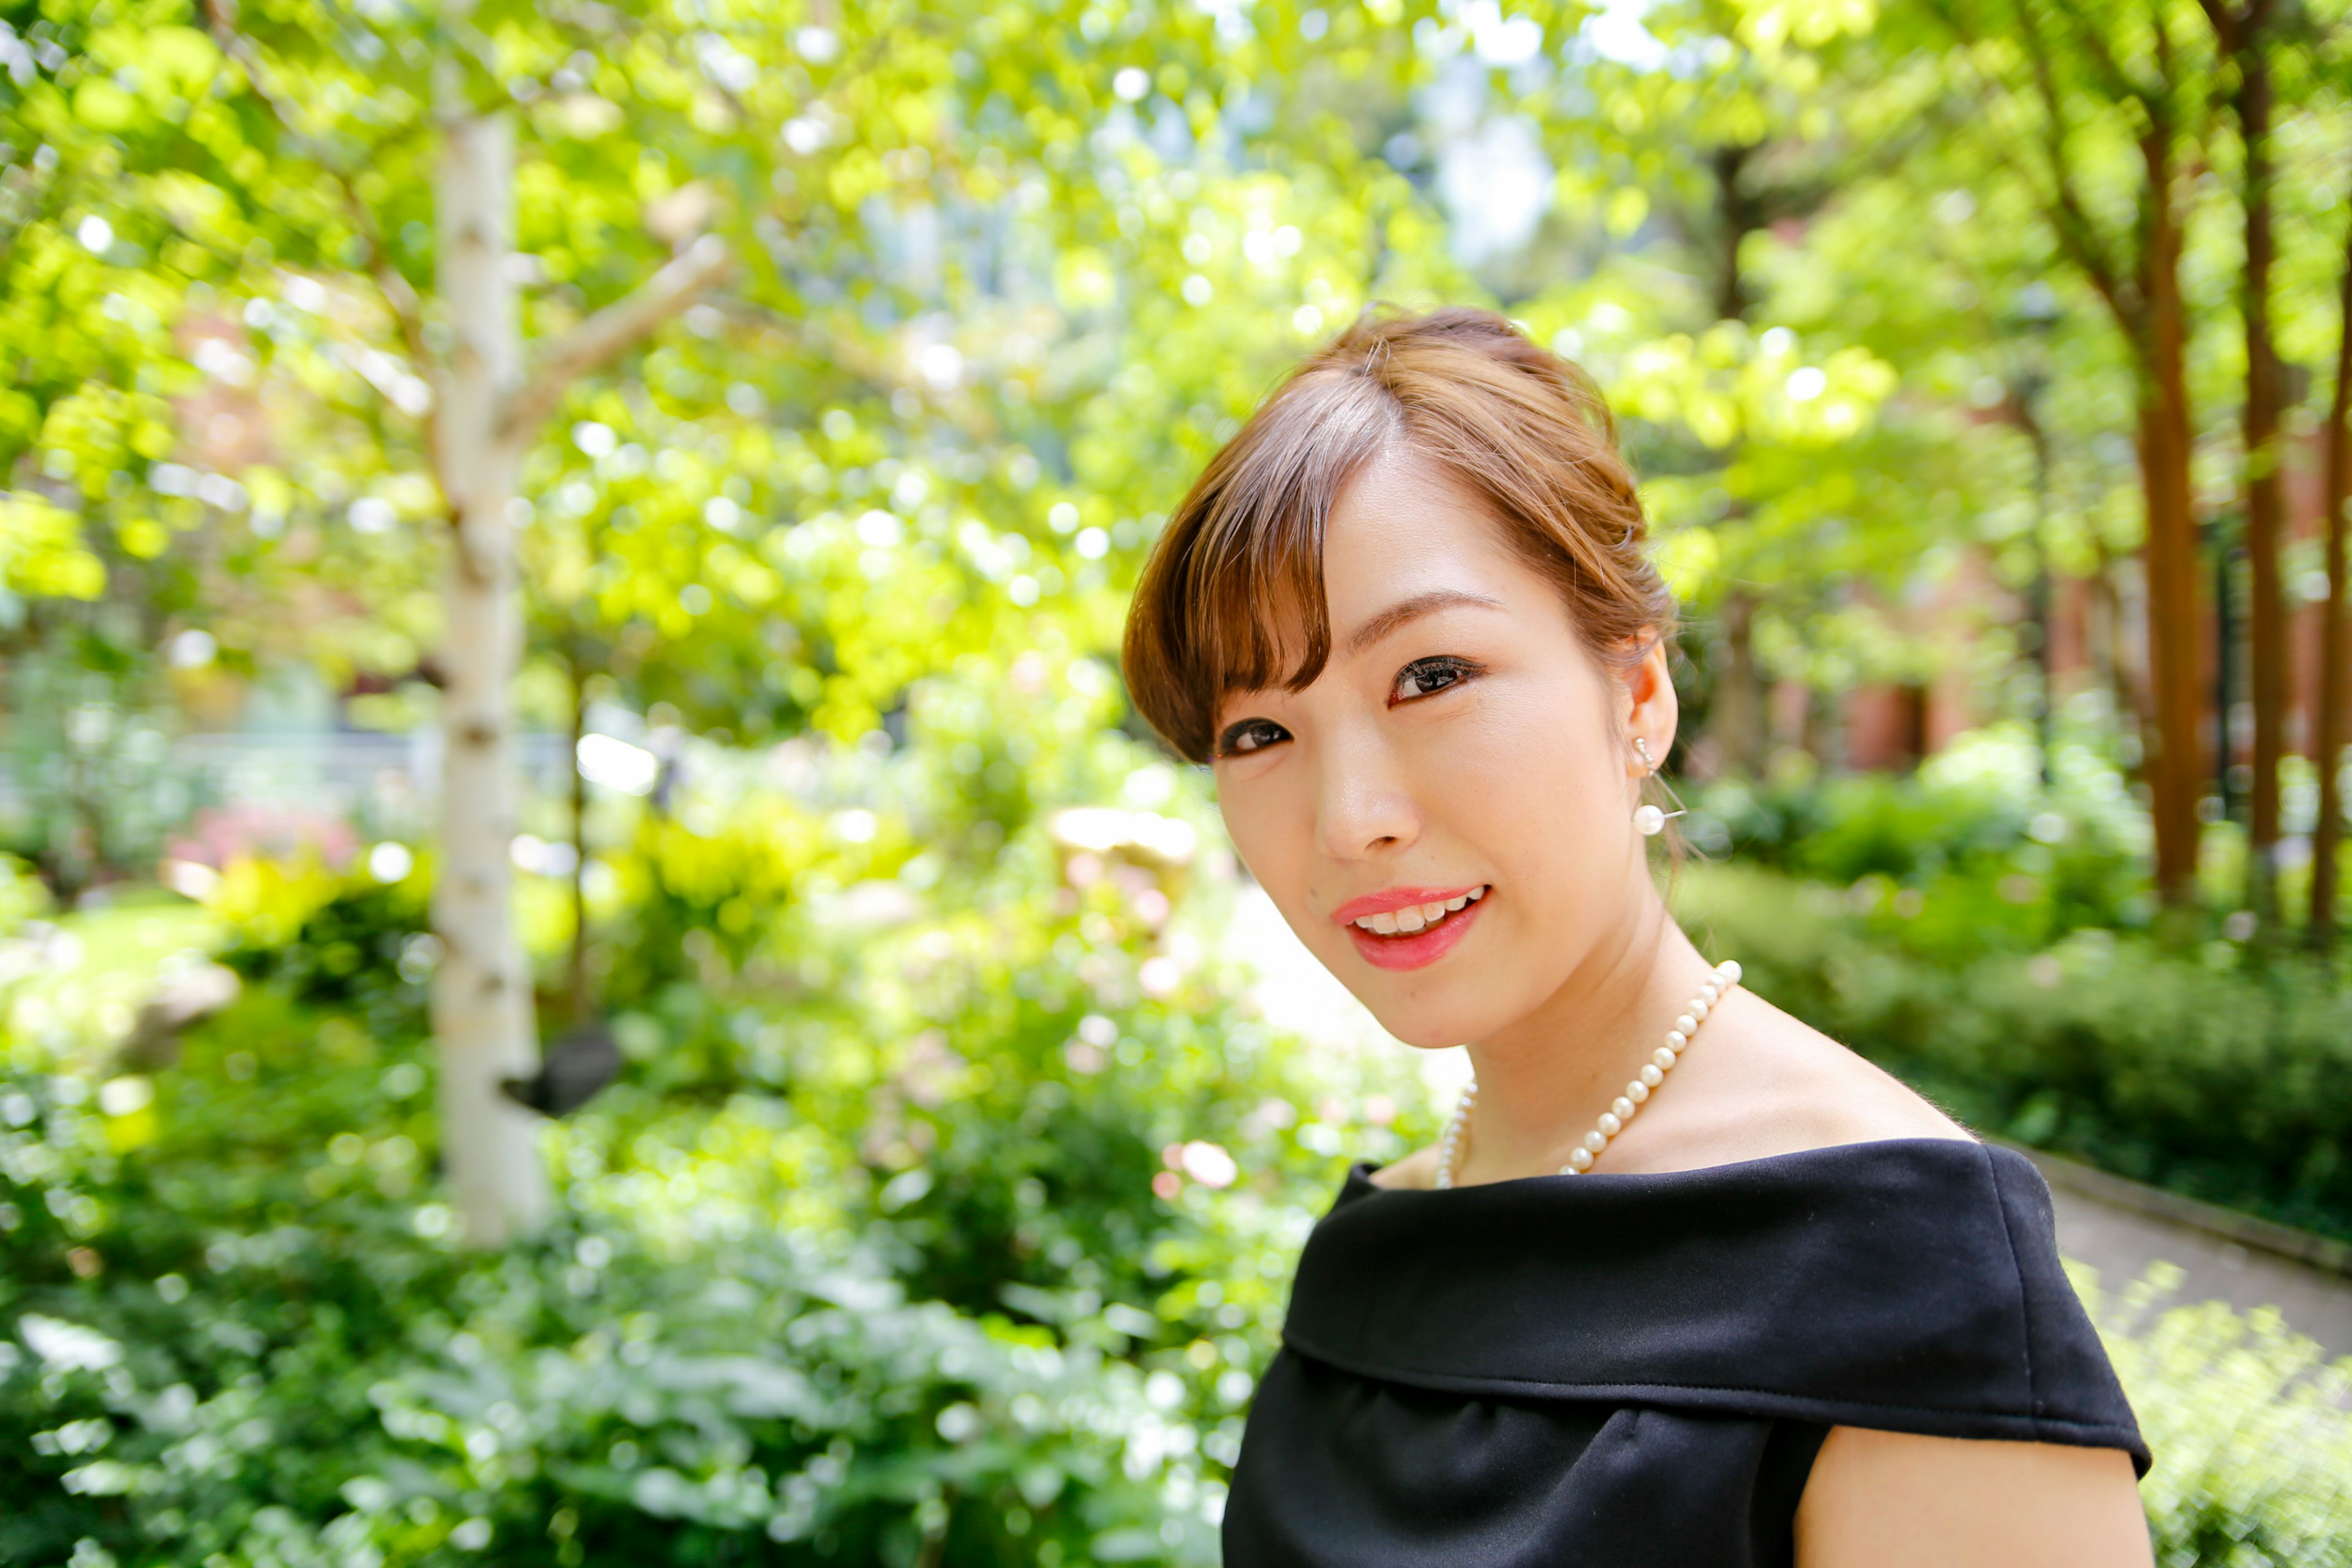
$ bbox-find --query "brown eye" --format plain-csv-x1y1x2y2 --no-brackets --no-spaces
1391,656,1477,703
1216,717,1291,757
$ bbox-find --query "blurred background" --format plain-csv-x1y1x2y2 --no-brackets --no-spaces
4,0,2352,1562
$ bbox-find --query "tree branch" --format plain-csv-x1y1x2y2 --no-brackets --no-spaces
2196,0,2241,51
498,235,734,442
2003,0,2132,316
718,295,1006,447
203,2,433,373
1929,0,2128,318
2050,2,2138,106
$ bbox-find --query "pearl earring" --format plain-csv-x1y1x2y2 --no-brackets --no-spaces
1631,737,1686,837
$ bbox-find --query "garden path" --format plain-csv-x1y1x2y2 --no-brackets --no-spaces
2022,1145,2352,1362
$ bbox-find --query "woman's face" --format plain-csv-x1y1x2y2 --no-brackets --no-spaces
1209,446,1675,1050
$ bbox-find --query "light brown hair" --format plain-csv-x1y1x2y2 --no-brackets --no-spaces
1121,306,1675,763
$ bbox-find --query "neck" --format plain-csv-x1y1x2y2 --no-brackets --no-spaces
1458,878,1715,1180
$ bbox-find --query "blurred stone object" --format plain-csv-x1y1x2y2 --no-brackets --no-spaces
117,962,243,1069
1049,806,1199,916
159,859,223,900
1049,807,1197,870
500,1022,622,1117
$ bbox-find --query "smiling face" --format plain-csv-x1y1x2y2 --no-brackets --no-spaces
1209,446,1677,1050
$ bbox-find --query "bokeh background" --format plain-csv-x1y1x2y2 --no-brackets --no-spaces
5,0,2352,1562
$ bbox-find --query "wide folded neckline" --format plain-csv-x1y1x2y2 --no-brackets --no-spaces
1349,1132,1998,1196
1283,1136,2150,1473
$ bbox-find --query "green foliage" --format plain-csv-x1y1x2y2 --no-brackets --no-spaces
2087,1265,2352,1567
0,1044,1199,1567
0,856,52,930
214,856,434,1037
0,657,1440,1565
7,0,2352,1561
1689,726,2158,951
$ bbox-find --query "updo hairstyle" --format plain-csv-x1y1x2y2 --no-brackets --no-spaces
1121,306,1676,763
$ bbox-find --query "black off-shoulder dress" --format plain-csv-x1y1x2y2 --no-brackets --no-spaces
1223,1138,2148,1567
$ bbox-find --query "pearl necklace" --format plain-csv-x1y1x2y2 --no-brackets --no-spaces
1435,959,1742,1188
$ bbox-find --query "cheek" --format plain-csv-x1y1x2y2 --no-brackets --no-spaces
1215,776,1308,903
1218,767,1365,967
1425,680,1623,854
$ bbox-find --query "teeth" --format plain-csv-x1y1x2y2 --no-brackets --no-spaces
1353,887,1489,935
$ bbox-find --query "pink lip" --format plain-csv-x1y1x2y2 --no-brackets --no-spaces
1330,884,1485,924
1339,888,1491,973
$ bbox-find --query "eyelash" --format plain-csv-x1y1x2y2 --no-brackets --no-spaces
1390,655,1480,703
1215,656,1480,758
1216,717,1289,758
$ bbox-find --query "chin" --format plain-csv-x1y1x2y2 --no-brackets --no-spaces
1351,977,1528,1052
1301,914,1550,1049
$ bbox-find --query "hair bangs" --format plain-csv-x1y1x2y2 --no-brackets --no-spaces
1144,370,1398,758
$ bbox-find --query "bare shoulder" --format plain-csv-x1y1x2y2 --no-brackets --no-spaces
1618,985,1973,1172
1796,1427,2150,1568
1738,989,1972,1144
1368,1142,1442,1191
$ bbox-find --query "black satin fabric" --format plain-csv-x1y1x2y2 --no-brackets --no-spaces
1223,1138,2147,1567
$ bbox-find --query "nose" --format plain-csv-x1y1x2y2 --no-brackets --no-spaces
1313,720,1422,862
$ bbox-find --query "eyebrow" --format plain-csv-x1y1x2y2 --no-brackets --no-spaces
1339,589,1508,657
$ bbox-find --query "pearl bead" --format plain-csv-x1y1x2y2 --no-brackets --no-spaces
1633,803,1666,836
1436,957,1739,1186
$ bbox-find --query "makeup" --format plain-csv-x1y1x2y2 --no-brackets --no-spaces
1333,884,1490,972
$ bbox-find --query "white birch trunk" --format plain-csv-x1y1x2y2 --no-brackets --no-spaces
431,105,548,1246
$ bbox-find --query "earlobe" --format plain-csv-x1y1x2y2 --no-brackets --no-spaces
1623,635,1680,771
1631,736,1686,835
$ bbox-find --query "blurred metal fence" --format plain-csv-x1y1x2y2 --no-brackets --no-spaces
167,729,576,804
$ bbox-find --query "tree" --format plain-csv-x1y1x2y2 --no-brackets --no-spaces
189,0,1476,1242
427,115,729,1246
1502,1,2004,774
2203,0,2289,930
206,2,733,1243
1931,0,2214,906
2316,200,2352,950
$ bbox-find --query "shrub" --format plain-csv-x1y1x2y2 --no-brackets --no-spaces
15,687,2344,1564
2086,1265,2352,1567
1688,727,2158,952
0,668,1429,1567
1680,863,2352,1238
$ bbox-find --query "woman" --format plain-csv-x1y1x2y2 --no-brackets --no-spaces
1121,309,2150,1567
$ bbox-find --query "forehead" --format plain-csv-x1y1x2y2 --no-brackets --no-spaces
1319,447,1544,629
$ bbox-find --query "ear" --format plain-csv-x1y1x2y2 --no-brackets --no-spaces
1621,634,1679,777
